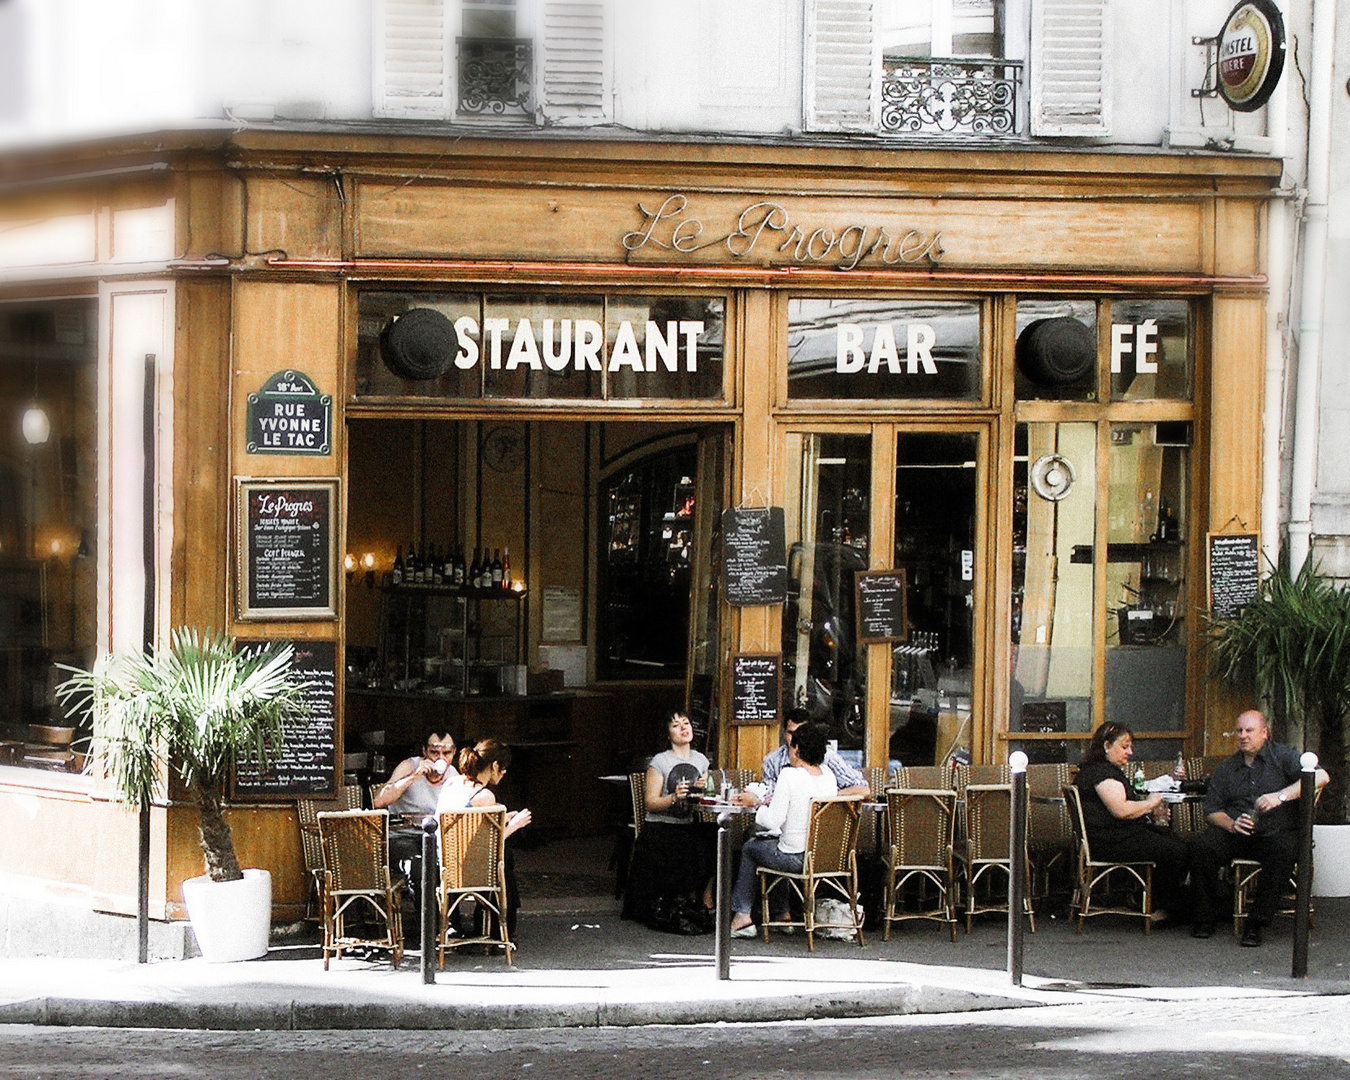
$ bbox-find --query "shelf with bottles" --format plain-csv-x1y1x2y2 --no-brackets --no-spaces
388,541,516,593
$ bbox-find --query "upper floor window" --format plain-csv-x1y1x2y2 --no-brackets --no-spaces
881,0,1005,60
375,0,610,126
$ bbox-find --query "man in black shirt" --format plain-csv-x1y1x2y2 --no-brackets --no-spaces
1191,710,1328,946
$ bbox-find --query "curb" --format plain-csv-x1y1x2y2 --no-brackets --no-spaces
0,982,1033,1031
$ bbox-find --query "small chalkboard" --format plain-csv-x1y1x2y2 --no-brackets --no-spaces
1208,532,1261,620
731,653,781,726
232,638,337,799
722,507,788,606
237,479,338,620
856,570,909,643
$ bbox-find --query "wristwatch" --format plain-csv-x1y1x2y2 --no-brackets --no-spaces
1278,792,1288,803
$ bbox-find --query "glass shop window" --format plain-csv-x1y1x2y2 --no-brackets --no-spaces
1108,299,1193,402
787,298,982,401
357,290,726,403
0,300,98,773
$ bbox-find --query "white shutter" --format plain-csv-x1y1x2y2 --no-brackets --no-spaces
375,0,451,119
538,0,610,124
1030,0,1111,137
805,0,876,133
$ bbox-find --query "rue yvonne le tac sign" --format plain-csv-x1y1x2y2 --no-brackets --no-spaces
247,370,332,455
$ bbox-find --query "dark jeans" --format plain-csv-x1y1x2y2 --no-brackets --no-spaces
1191,824,1298,927
732,835,804,917
1094,823,1192,920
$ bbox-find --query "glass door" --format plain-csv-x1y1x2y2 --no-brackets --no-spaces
888,432,980,769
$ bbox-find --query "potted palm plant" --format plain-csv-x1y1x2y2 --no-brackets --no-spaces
57,628,310,960
1207,554,1350,892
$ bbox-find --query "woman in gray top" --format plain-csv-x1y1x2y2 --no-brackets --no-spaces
621,711,715,932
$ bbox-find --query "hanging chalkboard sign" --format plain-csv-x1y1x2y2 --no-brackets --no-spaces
731,653,781,726
856,570,909,643
722,507,788,606
1208,532,1261,620
237,479,338,620
232,638,337,799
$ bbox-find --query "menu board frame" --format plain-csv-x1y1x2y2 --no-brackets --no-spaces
722,507,789,607
730,652,782,726
236,478,339,621
1207,531,1262,620
855,570,909,644
230,638,338,799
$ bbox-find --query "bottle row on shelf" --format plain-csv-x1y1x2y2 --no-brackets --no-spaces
390,542,514,592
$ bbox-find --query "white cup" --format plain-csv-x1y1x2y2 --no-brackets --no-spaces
429,758,448,777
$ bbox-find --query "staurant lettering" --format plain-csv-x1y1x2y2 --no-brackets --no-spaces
836,323,937,374
623,194,944,270
448,316,706,373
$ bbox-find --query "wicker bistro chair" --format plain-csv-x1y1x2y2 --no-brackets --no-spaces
757,796,867,951
299,785,365,923
316,809,405,969
898,765,955,790
1026,763,1075,898
437,806,514,966
1231,785,1322,937
1062,785,1153,934
882,787,959,942
958,783,1035,933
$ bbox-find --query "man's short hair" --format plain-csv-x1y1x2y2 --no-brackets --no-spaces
791,722,828,766
784,707,811,730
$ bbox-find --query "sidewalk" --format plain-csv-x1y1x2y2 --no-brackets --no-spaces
3,902,1347,1031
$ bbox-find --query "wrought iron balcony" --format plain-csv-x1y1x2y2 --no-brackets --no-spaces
457,37,534,120
880,57,1022,137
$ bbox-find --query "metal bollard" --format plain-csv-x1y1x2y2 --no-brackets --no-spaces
1007,751,1028,987
1293,752,1318,979
714,811,732,980
421,819,437,984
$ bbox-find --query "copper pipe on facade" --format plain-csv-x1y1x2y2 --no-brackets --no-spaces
265,255,1265,291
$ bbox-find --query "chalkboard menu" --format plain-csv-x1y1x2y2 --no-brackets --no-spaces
1208,532,1261,620
232,639,337,798
856,570,909,643
722,507,788,606
731,653,781,726
237,479,338,620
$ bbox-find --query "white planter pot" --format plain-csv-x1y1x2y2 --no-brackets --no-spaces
181,868,272,962
1312,825,1350,897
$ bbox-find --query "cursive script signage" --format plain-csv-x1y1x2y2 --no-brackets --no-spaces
622,194,944,271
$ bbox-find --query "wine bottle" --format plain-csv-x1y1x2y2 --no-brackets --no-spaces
470,547,482,589
491,547,503,587
431,543,444,585
442,545,454,584
392,545,405,586
453,546,465,587
500,546,511,590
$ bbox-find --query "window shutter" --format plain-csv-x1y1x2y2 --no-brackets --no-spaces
538,0,610,125
805,0,876,133
1031,0,1111,137
375,0,451,119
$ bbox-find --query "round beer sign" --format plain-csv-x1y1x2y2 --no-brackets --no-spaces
1216,0,1285,112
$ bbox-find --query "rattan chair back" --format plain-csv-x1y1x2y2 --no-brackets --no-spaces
436,805,513,965
628,772,647,840
898,764,953,790
887,787,957,869
315,809,403,968
807,796,864,876
964,783,1013,861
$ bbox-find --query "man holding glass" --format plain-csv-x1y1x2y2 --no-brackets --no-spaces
1191,710,1328,946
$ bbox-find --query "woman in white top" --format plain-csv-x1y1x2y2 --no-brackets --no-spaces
435,738,531,935
730,721,837,936
621,711,716,931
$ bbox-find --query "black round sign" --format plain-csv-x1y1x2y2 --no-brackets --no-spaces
1216,0,1285,113
379,307,457,381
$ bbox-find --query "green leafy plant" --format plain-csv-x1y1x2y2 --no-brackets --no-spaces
55,629,310,882
1207,555,1350,822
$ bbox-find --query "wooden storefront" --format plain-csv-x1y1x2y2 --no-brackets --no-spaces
0,132,1279,921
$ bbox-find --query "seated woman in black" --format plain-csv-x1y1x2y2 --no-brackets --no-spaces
620,711,715,934
1073,722,1192,925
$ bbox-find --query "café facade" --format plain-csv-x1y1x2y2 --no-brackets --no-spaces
0,130,1278,923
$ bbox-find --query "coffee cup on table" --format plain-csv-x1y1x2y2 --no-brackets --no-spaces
429,758,448,777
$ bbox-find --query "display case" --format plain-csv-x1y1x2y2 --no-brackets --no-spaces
377,583,525,697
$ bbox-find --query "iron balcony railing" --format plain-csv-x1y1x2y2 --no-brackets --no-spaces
880,56,1023,137
457,37,534,119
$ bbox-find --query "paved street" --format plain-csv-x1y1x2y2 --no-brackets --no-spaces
3,992,1350,1079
